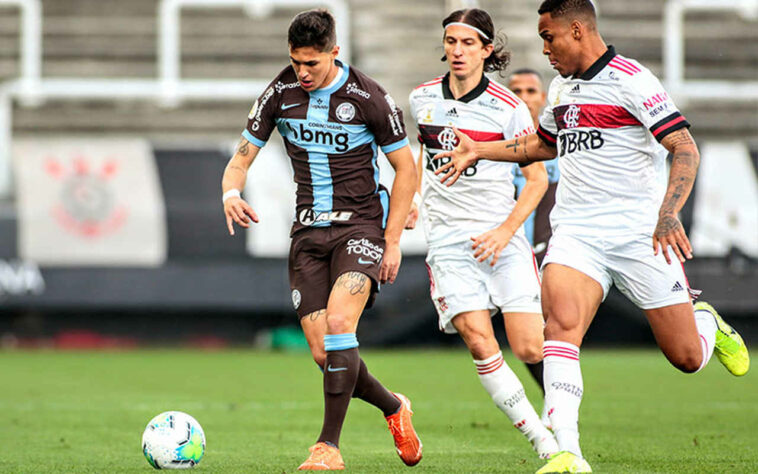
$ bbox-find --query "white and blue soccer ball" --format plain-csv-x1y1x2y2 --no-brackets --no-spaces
142,411,205,469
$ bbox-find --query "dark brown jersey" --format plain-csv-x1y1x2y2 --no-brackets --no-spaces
243,60,409,235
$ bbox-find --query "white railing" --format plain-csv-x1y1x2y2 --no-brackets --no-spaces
0,0,351,196
158,0,351,105
664,0,758,104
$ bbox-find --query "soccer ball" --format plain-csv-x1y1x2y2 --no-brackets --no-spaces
142,411,205,469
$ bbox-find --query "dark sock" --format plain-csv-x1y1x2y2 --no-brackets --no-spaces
317,347,360,447
351,358,401,416
525,361,545,394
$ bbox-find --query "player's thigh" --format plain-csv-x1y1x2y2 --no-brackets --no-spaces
300,309,328,366
325,271,372,334
503,312,545,363
289,230,331,318
451,310,500,360
487,233,542,316
426,242,493,335
329,224,385,313
645,302,702,372
607,235,693,311
541,232,608,345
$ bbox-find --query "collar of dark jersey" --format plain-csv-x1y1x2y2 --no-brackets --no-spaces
311,59,350,96
575,45,616,81
441,73,490,103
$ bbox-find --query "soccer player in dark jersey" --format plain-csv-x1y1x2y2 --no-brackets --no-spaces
220,9,421,471
433,1,750,472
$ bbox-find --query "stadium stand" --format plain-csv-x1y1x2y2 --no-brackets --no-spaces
0,0,755,138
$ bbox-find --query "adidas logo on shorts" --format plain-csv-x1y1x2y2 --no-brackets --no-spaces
671,281,685,292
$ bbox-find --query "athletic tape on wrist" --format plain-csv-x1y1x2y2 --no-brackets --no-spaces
222,189,241,203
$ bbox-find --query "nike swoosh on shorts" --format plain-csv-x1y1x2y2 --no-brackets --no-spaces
327,365,348,372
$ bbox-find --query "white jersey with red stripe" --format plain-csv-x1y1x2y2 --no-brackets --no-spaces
409,73,535,248
537,46,690,236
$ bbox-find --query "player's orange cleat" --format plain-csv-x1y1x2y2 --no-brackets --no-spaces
385,392,423,466
297,442,345,471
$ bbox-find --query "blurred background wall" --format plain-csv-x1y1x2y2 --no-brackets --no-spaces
0,0,755,348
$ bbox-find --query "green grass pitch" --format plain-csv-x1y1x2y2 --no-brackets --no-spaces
0,348,756,473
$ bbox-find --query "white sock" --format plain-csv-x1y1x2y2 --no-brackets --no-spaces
475,351,554,451
543,341,583,458
694,308,717,372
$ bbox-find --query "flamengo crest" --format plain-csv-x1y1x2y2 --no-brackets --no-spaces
563,105,581,129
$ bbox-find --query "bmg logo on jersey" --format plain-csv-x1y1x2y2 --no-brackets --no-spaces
346,238,384,263
286,121,349,152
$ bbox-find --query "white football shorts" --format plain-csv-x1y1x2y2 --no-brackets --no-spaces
425,234,543,334
541,230,693,309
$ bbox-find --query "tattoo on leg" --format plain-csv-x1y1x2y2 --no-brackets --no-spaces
339,272,369,296
307,309,326,322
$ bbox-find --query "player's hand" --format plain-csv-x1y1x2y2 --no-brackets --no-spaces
432,127,477,187
380,242,402,284
404,202,419,229
653,213,692,264
471,226,515,266
223,197,259,236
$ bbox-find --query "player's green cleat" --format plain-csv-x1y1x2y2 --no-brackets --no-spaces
696,301,750,376
535,451,592,473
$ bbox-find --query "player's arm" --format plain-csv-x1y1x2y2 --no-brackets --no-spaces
221,137,261,235
472,161,548,266
654,128,700,263
404,145,424,230
434,129,556,186
381,145,418,284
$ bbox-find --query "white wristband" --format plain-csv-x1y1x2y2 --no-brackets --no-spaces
412,192,422,207
222,189,241,203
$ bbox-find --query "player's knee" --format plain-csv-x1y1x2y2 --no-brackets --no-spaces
325,313,353,334
464,333,497,360
512,343,543,364
544,313,581,340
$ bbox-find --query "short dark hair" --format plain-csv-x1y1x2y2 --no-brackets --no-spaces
288,9,336,52
538,0,596,19
441,8,510,75
510,68,543,81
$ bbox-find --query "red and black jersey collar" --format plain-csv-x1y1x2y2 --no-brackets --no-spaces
441,73,490,103
576,45,616,81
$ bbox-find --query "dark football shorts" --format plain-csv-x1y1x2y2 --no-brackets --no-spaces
288,224,385,318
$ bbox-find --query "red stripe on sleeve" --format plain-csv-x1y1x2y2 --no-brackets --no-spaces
652,116,686,137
